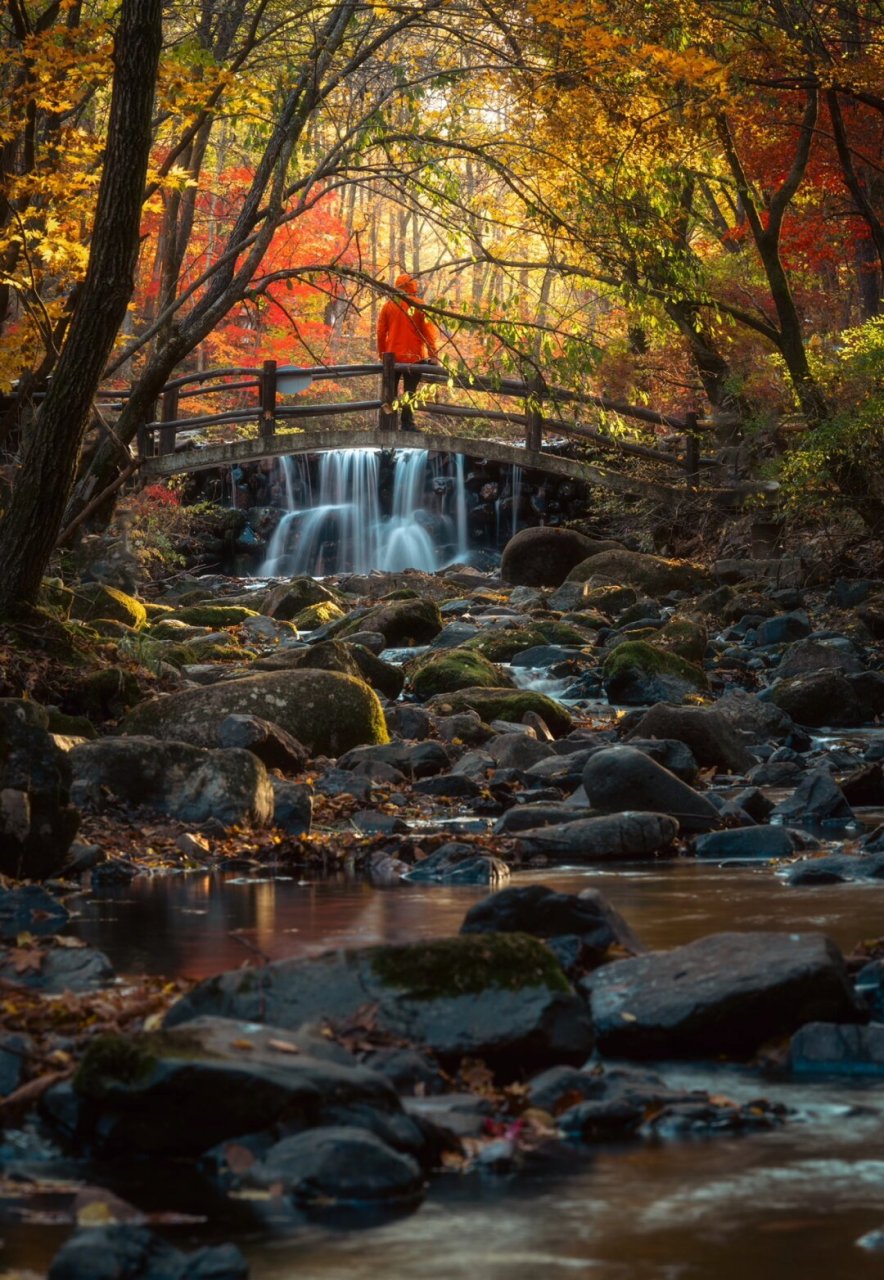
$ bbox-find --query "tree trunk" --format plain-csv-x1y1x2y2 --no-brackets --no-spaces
0,0,162,613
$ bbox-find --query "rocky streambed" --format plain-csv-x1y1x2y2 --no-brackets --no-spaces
1,526,883,1278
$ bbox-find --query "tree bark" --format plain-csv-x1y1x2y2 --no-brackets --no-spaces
0,0,163,612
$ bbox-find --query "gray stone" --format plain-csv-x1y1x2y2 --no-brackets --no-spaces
771,770,855,824
625,738,699,783
776,637,865,680
0,885,69,940
584,931,861,1059
246,1126,423,1205
404,843,509,886
582,746,720,833
493,803,596,835
693,826,797,860
514,811,679,861
0,944,114,993
754,611,811,647
165,936,594,1068
762,670,864,728
70,737,273,827
487,732,555,770
271,779,312,835
0,699,80,878
47,1225,248,1280
790,1022,884,1076
217,714,309,773
625,703,756,774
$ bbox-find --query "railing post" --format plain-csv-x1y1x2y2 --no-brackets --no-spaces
684,410,700,491
159,386,178,456
378,352,398,431
525,376,544,452
261,359,277,439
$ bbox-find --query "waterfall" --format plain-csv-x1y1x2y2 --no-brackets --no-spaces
453,453,470,563
511,465,523,539
259,448,442,577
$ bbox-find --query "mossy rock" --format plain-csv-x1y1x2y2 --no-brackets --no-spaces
90,618,138,639
370,933,571,999
380,588,420,601
410,647,509,698
581,585,638,615
69,667,144,721
121,669,389,755
142,602,175,619
338,597,443,647
188,642,256,664
656,615,708,664
566,550,709,597
560,609,609,630
158,643,199,669
168,605,260,627
602,640,708,706
294,600,346,630
147,619,209,641
465,621,587,663
262,577,342,621
425,686,572,737
45,708,97,740
74,1033,160,1099
250,639,403,699
70,583,147,630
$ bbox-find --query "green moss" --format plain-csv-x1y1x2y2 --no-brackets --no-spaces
74,1034,159,1098
410,647,506,698
142,602,175,618
90,617,138,639
339,598,443,646
426,686,572,736
294,600,346,629
38,579,75,619
170,605,260,627
465,621,588,663
369,934,570,999
603,640,708,689
45,708,97,739
70,584,148,630
188,642,256,663
381,588,420,601
656,615,708,664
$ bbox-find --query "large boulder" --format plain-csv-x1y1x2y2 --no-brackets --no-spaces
73,1016,403,1156
263,577,342,620
69,583,147,630
120,670,388,756
602,641,708,705
409,648,508,698
584,931,862,1059
567,550,708,596
338,597,443,646
0,699,80,879
70,737,274,826
47,1224,248,1280
582,745,720,833
424,687,572,738
625,703,756,774
501,527,623,588
513,812,680,861
762,670,864,727
252,639,404,699
165,935,594,1068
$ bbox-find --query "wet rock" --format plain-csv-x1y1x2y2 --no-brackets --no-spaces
434,711,494,745
762,670,864,727
385,705,432,740
784,852,884,885
625,703,756,774
47,1224,248,1280
584,931,862,1059
514,811,679,861
730,787,774,823
746,759,803,787
413,772,483,799
345,630,387,654
271,779,312,836
338,597,443,646
121,670,389,756
849,670,884,718
625,738,699,783
0,943,114,993
362,1047,446,1095
263,577,341,620
245,1126,423,1205
501,527,621,588
493,803,595,835
427,621,483,650
0,699,80,879
165,936,594,1068
460,884,642,974
70,737,274,827
790,1022,884,1076
0,1031,30,1097
487,732,555,771
770,770,855,824
582,746,720,833
217,714,309,773
567,549,708,595
353,810,409,835
425,688,572,738
753,611,811,647
655,615,708,664
602,641,708,705
714,688,795,742
838,763,884,808
693,826,797,860
410,648,508,698
73,1017,402,1156
405,842,509,885
0,885,69,940
776,636,866,680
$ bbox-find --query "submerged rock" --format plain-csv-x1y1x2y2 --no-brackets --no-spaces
584,931,862,1059
404,842,509,885
165,935,594,1068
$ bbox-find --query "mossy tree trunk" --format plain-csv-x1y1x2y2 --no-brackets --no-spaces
0,0,163,613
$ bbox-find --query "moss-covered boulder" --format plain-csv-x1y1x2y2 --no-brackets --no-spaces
501,526,624,588
582,584,638,615
425,686,572,737
70,583,147,630
603,641,708,706
89,618,137,639
45,708,97,740
338,597,443,647
263,577,343,621
146,618,208,641
121,669,389,755
465,621,588,664
567,550,709,597
168,604,260,627
294,600,346,630
165,934,594,1068
655,615,708,664
142,602,176,619
250,639,403,699
410,648,508,698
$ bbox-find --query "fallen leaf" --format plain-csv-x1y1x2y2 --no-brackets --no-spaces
267,1039,300,1054
229,1039,254,1051
53,935,88,949
224,1143,256,1174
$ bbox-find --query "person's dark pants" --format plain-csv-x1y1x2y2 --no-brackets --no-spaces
398,364,422,430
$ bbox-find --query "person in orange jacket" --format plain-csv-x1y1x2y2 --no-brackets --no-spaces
377,273,440,430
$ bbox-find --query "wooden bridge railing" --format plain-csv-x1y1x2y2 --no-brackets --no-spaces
123,359,714,491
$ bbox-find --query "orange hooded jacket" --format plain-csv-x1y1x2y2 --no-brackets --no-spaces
377,274,439,363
